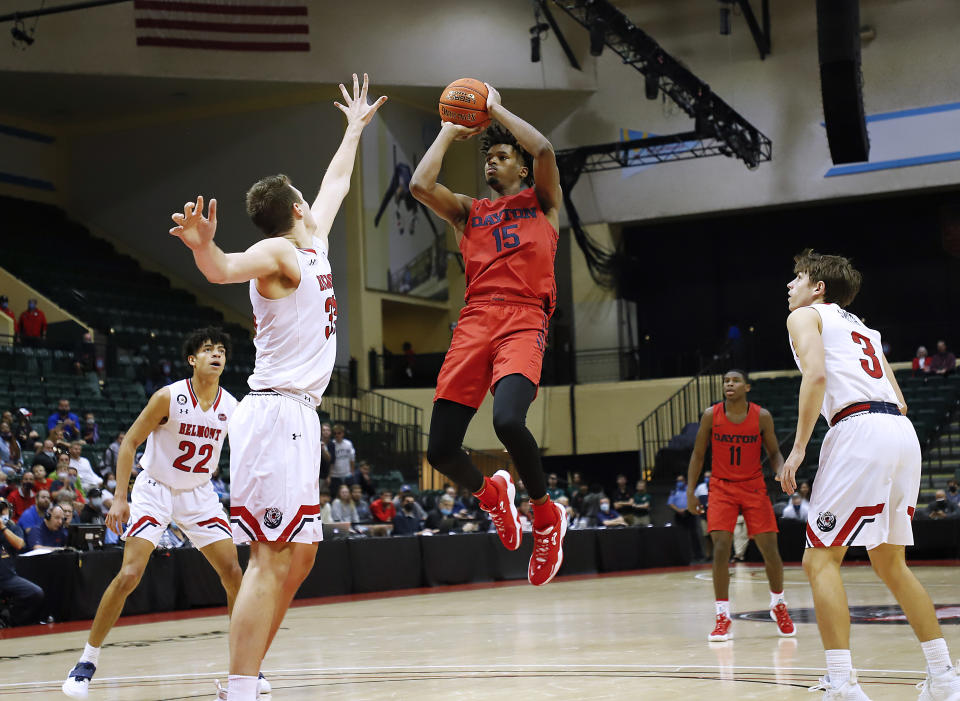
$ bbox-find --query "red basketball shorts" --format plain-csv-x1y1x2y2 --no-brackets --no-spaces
435,299,547,409
707,475,778,536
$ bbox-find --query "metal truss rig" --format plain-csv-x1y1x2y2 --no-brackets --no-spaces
546,0,772,171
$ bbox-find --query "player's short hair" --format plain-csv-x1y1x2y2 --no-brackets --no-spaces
724,368,750,383
793,248,862,307
246,174,299,237
182,327,231,362
481,124,534,186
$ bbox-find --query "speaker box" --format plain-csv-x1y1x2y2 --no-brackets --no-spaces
816,0,869,164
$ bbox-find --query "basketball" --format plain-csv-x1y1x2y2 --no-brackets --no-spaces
439,78,490,129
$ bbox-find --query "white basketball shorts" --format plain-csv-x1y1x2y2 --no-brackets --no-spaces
228,391,323,544
122,469,232,549
806,411,920,550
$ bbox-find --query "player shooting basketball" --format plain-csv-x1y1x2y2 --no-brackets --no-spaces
410,82,567,586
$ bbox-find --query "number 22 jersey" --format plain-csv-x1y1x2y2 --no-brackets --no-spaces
789,302,900,421
460,187,558,317
139,378,237,490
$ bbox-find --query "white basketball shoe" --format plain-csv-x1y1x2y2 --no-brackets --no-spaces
810,670,872,700
917,662,960,701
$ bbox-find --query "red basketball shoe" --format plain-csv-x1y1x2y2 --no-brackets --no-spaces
477,470,522,551
528,501,567,586
709,613,733,641
771,603,796,637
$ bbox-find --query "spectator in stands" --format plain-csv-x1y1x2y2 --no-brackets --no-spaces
319,421,332,488
32,464,52,493
78,488,107,525
350,483,372,523
798,481,811,504
68,440,102,491
393,485,427,521
781,492,810,521
0,420,21,473
73,331,101,393
47,426,70,454
0,497,44,625
102,431,124,474
567,471,583,498
17,298,46,346
50,452,72,492
570,482,589,516
947,479,960,507
318,487,333,524
930,340,956,376
60,498,76,526
48,399,81,442
581,483,606,523
611,473,633,515
426,494,460,533
0,295,15,331
515,494,532,531
329,424,355,495
25,503,67,550
545,473,564,501
13,408,37,450
392,493,425,536
923,489,959,520
210,467,229,505
30,439,57,475
668,474,705,561
81,413,99,445
15,488,51,536
55,464,86,505
596,496,629,527
371,489,396,523
913,346,932,375
557,495,575,526
330,483,358,524
7,472,36,519
631,480,652,526
350,459,377,500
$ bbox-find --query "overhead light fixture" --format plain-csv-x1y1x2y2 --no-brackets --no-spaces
530,21,549,63
11,19,34,47
719,4,731,35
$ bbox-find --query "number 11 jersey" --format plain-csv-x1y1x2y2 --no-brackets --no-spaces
789,302,900,421
461,187,558,316
140,378,237,490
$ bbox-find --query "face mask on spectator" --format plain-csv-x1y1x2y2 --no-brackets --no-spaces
403,503,415,513
57,471,69,481
950,485,958,494
107,480,117,490
90,497,103,508
600,503,610,512
440,507,452,515
936,500,948,510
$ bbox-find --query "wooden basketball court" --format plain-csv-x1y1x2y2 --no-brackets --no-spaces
1,563,957,700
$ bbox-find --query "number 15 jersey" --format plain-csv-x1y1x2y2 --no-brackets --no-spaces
140,378,237,490
461,187,558,317
789,302,900,421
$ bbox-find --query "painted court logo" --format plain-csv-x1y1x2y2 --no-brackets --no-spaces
816,511,837,532
736,605,960,626
263,507,283,529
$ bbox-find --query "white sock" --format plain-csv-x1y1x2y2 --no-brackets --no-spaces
825,649,852,686
79,643,100,666
770,590,786,608
715,600,730,617
921,638,952,676
226,675,258,701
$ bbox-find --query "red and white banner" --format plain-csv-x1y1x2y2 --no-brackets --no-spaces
134,0,310,52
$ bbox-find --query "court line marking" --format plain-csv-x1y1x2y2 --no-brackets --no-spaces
0,663,926,689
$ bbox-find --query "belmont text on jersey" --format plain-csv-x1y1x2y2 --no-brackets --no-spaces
178,423,224,441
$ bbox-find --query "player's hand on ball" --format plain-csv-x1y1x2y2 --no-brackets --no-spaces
778,447,804,494
483,83,502,112
170,195,217,249
440,121,482,141
105,499,130,536
334,72,387,128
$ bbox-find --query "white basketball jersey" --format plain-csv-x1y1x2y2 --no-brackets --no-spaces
140,378,237,490
789,303,900,421
248,236,337,405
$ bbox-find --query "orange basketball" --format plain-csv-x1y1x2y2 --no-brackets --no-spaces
438,78,490,129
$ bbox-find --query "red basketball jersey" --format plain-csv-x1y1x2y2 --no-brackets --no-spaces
460,187,557,316
710,402,764,481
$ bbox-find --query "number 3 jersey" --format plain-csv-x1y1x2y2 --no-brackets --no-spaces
461,187,557,317
789,302,900,421
140,378,237,490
